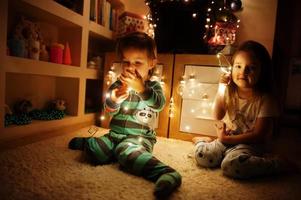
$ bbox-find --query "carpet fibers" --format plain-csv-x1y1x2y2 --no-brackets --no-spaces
0,126,300,200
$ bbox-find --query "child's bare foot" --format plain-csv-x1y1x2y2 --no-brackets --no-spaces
192,136,213,144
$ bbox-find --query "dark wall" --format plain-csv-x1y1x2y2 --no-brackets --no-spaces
152,1,208,54
273,0,301,124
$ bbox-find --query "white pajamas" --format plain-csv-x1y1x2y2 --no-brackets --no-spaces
195,90,280,179
195,140,281,179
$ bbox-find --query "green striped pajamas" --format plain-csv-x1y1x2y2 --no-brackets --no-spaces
78,80,181,197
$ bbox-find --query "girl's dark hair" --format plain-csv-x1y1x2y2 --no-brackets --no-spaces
230,40,274,95
116,32,157,60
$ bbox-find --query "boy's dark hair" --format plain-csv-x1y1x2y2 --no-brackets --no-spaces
230,40,274,95
116,32,157,60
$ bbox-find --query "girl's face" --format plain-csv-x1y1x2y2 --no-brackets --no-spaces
232,51,261,90
121,48,155,80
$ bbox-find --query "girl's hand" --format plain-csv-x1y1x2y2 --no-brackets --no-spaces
219,73,231,85
119,68,145,93
215,122,228,142
111,86,129,104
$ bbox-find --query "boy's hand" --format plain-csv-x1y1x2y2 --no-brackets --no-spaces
219,73,231,85
111,84,129,104
119,68,145,93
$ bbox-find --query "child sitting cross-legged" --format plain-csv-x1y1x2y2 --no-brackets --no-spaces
193,40,298,179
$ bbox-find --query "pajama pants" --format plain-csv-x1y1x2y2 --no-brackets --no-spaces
84,133,182,185
194,140,282,179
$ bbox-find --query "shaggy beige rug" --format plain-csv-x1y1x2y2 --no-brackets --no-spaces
0,126,300,200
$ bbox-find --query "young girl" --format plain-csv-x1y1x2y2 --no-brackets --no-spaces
193,40,289,179
69,32,181,197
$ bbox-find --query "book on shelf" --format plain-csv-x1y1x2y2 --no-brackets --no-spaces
89,0,119,31
103,0,111,28
98,0,105,25
90,0,96,21
90,0,104,25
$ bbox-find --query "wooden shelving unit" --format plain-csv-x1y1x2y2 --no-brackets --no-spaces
0,0,124,145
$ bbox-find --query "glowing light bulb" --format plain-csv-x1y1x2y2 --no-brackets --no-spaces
100,115,105,121
218,83,227,95
177,77,186,96
216,52,232,74
169,97,175,118
105,67,116,86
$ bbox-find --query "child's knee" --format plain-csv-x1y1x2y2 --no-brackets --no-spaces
84,137,115,165
115,142,144,169
221,154,251,179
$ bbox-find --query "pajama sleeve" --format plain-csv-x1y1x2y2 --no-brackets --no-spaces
138,80,166,112
104,80,122,116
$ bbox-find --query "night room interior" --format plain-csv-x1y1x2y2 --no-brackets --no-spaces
0,0,301,199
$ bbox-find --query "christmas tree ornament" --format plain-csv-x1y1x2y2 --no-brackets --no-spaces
230,0,242,12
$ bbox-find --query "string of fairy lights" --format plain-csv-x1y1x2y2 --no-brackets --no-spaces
101,0,242,121
144,0,241,118
144,0,242,46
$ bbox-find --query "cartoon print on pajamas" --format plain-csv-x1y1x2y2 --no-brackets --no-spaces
135,107,157,129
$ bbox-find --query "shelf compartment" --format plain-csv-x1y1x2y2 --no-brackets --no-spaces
20,0,85,26
85,79,103,114
5,73,79,117
4,56,105,80
7,0,82,67
1,114,96,146
54,0,84,16
88,0,124,38
87,31,115,72
4,56,84,77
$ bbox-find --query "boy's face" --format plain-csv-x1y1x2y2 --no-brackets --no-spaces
121,48,156,80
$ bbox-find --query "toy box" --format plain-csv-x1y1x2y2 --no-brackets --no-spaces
117,12,153,38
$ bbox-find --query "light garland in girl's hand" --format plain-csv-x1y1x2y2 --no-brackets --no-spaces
169,97,175,118
216,52,232,74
